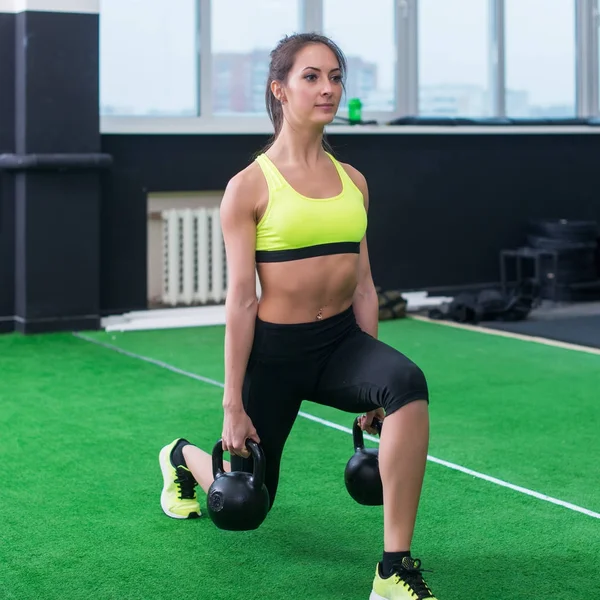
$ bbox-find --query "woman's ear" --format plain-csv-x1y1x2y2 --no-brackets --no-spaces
270,80,286,104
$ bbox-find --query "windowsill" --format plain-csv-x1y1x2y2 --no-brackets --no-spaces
100,115,600,136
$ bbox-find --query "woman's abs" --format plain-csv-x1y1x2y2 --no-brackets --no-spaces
256,254,359,324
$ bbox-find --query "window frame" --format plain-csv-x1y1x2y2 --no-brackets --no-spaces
576,0,599,116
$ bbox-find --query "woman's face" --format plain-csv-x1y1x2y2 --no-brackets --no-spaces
275,43,344,127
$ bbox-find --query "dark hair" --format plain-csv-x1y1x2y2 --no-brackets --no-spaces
263,32,347,153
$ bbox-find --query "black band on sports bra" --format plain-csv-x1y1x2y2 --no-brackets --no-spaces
255,241,360,263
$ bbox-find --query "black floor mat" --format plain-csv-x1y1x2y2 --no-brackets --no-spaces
482,315,600,349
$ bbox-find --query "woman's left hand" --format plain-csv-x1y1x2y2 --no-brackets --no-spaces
359,407,385,435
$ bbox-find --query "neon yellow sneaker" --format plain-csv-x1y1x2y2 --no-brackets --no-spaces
370,557,438,600
159,439,201,519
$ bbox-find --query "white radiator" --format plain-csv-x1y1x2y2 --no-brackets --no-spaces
161,208,227,306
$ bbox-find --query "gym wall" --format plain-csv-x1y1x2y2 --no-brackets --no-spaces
99,131,600,316
1,4,600,333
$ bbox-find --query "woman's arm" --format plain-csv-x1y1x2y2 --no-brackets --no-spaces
343,163,383,433
219,169,262,413
353,236,379,339
219,167,268,457
342,164,379,338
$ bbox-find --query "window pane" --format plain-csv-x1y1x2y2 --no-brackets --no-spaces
212,0,300,115
323,0,396,112
418,0,491,117
99,0,198,116
505,0,576,117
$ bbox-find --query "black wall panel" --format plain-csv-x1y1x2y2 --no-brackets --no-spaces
13,11,101,334
0,12,15,332
100,132,600,314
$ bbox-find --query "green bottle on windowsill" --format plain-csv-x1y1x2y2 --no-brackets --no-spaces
348,97,363,124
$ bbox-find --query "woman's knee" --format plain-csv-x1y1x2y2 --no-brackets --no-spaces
405,361,428,396
382,358,429,415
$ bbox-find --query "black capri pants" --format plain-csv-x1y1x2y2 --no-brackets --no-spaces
231,305,429,509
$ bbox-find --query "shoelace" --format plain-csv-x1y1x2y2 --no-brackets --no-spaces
393,557,434,599
174,467,197,500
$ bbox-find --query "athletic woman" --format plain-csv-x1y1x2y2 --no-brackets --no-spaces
158,33,438,600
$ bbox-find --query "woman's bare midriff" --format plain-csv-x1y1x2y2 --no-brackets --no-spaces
256,254,359,324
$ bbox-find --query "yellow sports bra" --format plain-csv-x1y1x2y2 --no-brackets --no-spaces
254,152,367,263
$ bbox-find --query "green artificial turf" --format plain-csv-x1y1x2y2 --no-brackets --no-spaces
1,318,598,599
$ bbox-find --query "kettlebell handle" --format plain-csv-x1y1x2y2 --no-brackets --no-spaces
245,440,266,491
212,439,266,492
352,415,383,450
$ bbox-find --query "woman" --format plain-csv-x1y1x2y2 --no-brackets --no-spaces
159,33,438,600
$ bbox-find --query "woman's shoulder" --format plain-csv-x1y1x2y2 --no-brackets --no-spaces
333,158,368,199
225,159,268,198
221,160,269,220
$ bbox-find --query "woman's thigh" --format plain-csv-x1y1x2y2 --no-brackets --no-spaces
312,330,429,416
230,358,303,510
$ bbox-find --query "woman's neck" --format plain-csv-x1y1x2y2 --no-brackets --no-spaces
267,122,327,168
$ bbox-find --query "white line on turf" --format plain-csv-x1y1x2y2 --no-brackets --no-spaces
74,332,600,520
409,315,600,356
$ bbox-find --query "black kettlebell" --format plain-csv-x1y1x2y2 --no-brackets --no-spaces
207,439,270,531
344,416,384,506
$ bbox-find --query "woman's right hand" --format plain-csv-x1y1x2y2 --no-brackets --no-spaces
222,406,260,458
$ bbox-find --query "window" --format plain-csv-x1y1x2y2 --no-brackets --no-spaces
418,0,491,117
323,0,396,112
211,0,300,115
505,0,576,117
99,0,198,117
